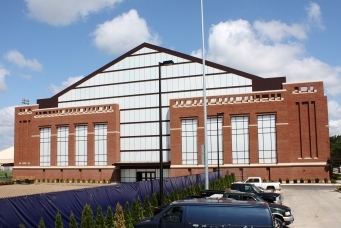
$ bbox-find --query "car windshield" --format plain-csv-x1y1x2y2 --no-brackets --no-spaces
253,195,265,202
252,185,263,193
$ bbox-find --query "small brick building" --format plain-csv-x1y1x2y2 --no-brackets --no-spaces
13,43,330,182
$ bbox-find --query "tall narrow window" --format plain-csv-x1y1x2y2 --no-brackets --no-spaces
231,116,249,164
94,124,107,166
57,126,69,166
258,114,277,163
40,127,51,166
75,125,87,166
181,119,198,165
207,117,223,165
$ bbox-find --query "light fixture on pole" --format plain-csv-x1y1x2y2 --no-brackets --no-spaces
216,112,224,179
158,60,174,206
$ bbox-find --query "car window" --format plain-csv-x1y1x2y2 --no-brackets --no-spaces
242,195,256,201
245,186,252,192
161,206,183,223
186,205,273,226
224,194,240,200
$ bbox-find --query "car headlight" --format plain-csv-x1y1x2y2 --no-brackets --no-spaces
284,211,291,216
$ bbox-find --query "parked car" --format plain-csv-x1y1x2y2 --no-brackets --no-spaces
135,198,275,228
199,189,225,197
223,190,294,228
231,182,282,204
243,177,281,191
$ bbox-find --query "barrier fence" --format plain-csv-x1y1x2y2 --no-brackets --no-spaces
0,172,219,228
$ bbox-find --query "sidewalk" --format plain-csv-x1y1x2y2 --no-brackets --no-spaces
0,182,114,198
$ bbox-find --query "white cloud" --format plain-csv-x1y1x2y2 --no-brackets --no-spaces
25,0,123,26
253,20,307,42
306,2,324,29
4,50,42,71
192,2,341,136
328,100,341,119
195,12,341,97
0,106,15,151
92,9,161,55
49,76,84,94
329,119,341,137
0,65,10,92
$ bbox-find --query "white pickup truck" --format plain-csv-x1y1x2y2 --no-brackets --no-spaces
243,177,281,191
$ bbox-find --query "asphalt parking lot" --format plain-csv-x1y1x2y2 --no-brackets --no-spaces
281,184,341,227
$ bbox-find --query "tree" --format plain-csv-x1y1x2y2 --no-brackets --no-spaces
95,205,106,228
105,206,114,228
69,212,78,228
38,218,45,228
55,212,64,228
81,204,94,228
124,202,134,228
113,202,125,228
151,193,158,207
143,195,153,218
131,198,144,224
330,135,341,167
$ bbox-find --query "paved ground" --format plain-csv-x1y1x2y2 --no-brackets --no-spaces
1,181,341,228
281,184,341,227
0,182,114,198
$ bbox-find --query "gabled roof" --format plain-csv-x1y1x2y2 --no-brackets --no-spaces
0,146,14,164
37,43,286,109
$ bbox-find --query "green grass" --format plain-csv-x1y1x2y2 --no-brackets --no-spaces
0,170,12,179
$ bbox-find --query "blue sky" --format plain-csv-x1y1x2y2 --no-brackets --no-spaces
0,0,341,151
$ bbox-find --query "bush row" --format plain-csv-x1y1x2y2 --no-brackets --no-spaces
278,177,331,184
36,179,112,184
21,173,236,228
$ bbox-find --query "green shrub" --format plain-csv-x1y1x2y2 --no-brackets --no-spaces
307,178,311,183
300,178,304,183
95,205,105,228
69,212,78,228
279,178,282,183
315,178,320,183
124,202,134,228
81,204,94,228
331,179,336,184
38,217,45,228
143,195,153,218
114,203,126,228
131,198,144,224
286,178,290,183
105,206,114,228
324,178,328,183
55,212,63,228
293,179,297,183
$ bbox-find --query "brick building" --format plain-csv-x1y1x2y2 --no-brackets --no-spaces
13,43,330,182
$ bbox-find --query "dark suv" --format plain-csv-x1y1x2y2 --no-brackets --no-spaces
223,191,294,228
135,198,275,228
231,182,282,204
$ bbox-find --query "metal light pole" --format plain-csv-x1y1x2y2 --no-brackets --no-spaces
158,60,174,206
200,0,209,190
217,112,224,179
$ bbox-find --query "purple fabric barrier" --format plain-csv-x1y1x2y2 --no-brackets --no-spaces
0,172,218,227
